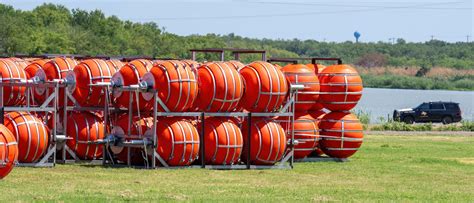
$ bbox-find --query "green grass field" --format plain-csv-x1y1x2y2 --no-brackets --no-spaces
1,134,473,202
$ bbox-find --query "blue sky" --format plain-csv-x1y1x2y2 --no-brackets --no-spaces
2,0,473,42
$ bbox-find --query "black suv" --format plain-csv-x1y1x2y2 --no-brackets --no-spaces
393,101,462,124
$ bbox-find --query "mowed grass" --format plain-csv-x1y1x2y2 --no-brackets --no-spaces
1,134,473,202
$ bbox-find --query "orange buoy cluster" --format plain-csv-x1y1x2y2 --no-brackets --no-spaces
273,61,364,159
0,54,365,177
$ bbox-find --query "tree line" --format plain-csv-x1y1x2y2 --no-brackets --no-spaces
1,3,473,70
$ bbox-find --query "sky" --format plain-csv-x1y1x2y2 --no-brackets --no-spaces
1,0,473,42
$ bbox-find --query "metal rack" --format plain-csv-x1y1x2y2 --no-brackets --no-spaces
190,48,267,62
0,79,64,167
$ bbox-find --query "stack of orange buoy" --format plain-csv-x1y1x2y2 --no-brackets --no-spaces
239,61,288,165
318,64,364,159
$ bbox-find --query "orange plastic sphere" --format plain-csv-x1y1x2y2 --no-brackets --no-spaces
0,59,27,105
141,60,198,112
3,112,49,163
68,59,117,107
281,64,320,112
0,124,18,179
241,118,286,165
239,61,288,112
277,113,319,159
319,112,364,158
195,62,244,112
112,59,153,110
147,118,199,166
66,112,105,160
112,114,153,164
199,117,243,165
319,65,363,111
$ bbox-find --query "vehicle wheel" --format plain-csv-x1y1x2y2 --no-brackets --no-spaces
403,116,414,124
442,116,453,124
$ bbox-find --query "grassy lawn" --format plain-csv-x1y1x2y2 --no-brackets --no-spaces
1,134,473,202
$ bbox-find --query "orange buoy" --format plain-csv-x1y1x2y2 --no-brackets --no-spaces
195,62,244,112
66,112,105,160
225,60,245,71
241,118,286,165
141,60,198,112
24,59,48,79
0,59,27,106
106,59,125,71
0,124,18,179
277,113,319,159
281,64,320,112
34,57,79,106
308,110,326,156
181,60,200,72
3,112,49,163
199,117,243,165
239,61,288,112
67,59,117,107
306,63,326,111
8,57,29,69
112,59,154,110
111,114,153,164
319,112,364,158
319,64,363,111
146,118,199,166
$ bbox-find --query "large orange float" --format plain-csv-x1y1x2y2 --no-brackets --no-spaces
3,112,49,163
67,59,117,107
239,61,287,112
0,59,27,106
24,59,48,79
34,57,78,106
0,124,18,179
66,112,105,160
308,110,326,156
225,60,245,71
146,118,199,166
199,117,243,165
112,114,153,164
241,118,286,165
306,63,326,111
181,60,200,72
318,112,364,158
281,64,320,112
277,113,319,159
319,64,363,111
112,59,153,109
195,62,244,112
141,60,198,112
106,59,125,71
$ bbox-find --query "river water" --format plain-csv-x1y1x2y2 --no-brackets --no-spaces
353,88,474,123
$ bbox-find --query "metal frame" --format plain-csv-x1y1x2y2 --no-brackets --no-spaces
0,79,64,167
190,48,267,62
267,57,342,65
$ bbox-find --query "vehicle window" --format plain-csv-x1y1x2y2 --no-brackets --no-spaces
417,103,429,110
445,103,459,110
430,103,444,110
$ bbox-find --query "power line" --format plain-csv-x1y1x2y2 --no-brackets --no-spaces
247,0,471,10
130,1,469,21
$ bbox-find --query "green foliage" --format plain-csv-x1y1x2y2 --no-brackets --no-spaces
361,74,474,90
371,121,474,131
352,109,370,130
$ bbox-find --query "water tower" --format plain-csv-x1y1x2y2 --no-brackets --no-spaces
354,31,361,43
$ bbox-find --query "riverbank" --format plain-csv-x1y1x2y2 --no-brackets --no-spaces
358,67,474,91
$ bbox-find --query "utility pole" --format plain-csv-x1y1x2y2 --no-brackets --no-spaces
430,35,435,40
467,35,471,43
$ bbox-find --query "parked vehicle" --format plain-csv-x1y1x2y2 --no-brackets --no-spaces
393,101,462,124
